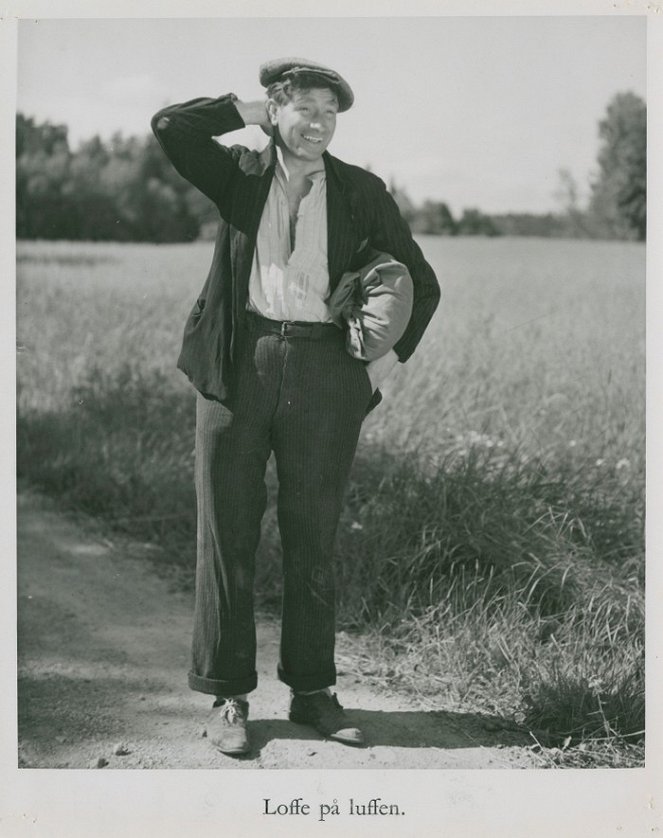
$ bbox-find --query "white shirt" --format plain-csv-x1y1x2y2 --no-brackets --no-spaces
247,147,332,322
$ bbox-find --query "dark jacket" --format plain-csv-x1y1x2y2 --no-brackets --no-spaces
151,94,440,405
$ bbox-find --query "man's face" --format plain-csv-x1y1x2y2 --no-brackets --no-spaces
269,87,339,164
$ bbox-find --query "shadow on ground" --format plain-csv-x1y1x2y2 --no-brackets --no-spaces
240,709,529,759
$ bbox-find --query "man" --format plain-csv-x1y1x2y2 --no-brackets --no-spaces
152,58,440,756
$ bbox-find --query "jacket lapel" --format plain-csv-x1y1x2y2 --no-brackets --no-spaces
232,142,276,314
324,153,360,293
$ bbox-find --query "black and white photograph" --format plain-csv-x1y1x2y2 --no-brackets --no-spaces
4,3,662,835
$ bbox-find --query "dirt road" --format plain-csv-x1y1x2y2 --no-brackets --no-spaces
17,493,537,770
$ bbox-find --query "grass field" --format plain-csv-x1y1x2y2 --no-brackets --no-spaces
16,235,645,767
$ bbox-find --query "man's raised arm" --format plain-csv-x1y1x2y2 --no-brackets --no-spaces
151,95,270,208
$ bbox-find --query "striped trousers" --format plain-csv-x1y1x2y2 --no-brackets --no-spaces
188,314,373,696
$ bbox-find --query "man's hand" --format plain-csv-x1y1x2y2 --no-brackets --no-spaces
365,349,399,393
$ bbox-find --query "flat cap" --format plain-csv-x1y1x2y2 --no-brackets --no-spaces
259,57,354,112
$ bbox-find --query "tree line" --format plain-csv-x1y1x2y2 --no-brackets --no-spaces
16,115,216,242
16,91,645,243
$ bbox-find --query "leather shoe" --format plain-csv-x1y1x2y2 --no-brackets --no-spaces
204,698,250,755
289,691,365,746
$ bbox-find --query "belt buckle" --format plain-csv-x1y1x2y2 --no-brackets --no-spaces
280,321,292,337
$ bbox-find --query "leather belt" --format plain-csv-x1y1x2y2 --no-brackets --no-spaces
246,311,341,340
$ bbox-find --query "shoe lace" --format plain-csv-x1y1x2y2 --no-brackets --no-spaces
219,698,244,724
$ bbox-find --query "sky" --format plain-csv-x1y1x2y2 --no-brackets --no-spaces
16,15,646,215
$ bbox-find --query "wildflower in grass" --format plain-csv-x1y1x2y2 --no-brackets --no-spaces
588,677,603,694
458,430,497,449
568,440,577,448
596,459,605,467
616,458,630,470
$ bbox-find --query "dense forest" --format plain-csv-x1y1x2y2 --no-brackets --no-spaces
16,91,645,243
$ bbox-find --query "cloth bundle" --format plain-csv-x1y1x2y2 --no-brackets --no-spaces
328,249,414,361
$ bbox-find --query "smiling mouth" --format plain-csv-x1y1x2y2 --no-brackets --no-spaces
302,134,323,144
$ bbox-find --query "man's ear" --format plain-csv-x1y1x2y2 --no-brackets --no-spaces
266,98,279,126
258,99,276,137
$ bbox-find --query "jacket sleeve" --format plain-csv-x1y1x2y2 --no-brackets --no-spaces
150,94,246,214
367,177,441,362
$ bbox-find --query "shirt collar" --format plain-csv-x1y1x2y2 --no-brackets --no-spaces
275,144,325,184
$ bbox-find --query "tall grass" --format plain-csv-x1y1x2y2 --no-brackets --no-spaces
16,237,645,766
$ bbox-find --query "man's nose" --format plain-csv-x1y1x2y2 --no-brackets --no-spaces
309,120,322,129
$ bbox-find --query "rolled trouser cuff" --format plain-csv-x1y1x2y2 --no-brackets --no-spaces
188,670,258,697
277,663,337,693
